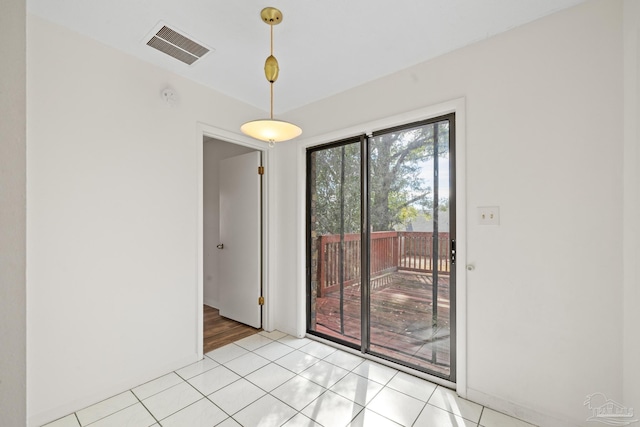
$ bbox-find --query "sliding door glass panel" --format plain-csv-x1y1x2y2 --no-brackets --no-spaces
306,114,455,381
368,120,452,376
307,141,362,348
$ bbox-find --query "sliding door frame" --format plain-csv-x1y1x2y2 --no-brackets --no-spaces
304,105,463,385
365,114,456,381
305,136,364,352
360,134,371,353
296,98,467,393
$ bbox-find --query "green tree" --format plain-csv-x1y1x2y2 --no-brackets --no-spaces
311,143,361,235
311,121,450,235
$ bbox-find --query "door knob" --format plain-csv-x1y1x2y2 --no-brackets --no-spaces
217,243,224,249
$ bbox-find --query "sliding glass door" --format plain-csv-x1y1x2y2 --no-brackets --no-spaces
307,114,455,381
307,140,362,346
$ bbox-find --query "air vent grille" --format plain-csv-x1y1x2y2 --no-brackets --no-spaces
146,25,210,65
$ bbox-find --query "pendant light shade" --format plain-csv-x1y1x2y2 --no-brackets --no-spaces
241,119,302,146
241,7,302,147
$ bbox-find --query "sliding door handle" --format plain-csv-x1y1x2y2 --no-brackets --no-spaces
450,239,456,264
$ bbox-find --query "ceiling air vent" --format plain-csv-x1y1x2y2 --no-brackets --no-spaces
146,24,210,65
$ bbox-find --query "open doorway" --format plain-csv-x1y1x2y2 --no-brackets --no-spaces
202,136,263,351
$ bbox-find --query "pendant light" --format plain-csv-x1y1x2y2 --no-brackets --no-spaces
241,7,302,147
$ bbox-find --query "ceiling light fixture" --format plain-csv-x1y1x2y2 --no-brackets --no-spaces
241,7,302,147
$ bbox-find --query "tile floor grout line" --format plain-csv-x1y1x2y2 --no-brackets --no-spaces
154,392,228,426
81,405,145,427
242,347,357,427
260,353,321,379
424,384,438,404
80,396,148,427
241,370,282,394
71,390,139,427
274,408,298,427
361,405,403,427
130,372,186,402
203,376,255,419
275,381,330,412
223,344,307,426
407,399,429,427
130,384,162,427
148,340,406,426
344,405,366,427
202,389,238,421
44,334,533,427
287,387,330,426
299,345,431,427
218,345,309,421
181,370,216,398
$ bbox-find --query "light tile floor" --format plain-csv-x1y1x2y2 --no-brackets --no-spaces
43,332,537,427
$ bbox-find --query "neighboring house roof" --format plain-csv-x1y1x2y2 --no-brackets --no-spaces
397,212,450,233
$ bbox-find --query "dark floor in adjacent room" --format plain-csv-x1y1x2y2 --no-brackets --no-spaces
203,305,261,353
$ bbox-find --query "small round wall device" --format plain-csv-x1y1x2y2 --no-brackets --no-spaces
161,87,178,106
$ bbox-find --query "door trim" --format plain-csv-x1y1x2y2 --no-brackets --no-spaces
196,122,272,359
295,98,467,395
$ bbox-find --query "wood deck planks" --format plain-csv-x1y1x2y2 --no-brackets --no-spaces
313,272,451,374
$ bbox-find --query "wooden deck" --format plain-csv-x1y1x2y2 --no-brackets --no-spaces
314,272,451,375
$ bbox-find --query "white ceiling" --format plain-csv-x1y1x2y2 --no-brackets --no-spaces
27,0,586,114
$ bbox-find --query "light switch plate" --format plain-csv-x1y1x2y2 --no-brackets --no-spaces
478,206,500,225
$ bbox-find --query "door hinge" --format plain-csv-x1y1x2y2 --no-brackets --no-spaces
258,296,265,305
258,166,264,175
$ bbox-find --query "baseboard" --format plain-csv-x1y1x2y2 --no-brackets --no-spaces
203,298,218,309
466,388,582,427
28,353,200,427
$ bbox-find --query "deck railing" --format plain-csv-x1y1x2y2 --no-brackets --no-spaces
317,231,450,296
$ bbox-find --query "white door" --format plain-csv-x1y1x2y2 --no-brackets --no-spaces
218,151,262,328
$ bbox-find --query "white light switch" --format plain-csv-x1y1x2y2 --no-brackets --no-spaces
478,206,500,225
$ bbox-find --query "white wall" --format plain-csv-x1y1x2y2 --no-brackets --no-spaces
623,0,640,414
24,1,636,425
274,1,625,425
26,15,261,426
0,0,27,426
203,138,255,308
268,143,302,336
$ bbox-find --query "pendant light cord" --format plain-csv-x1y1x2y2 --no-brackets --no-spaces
270,24,274,120
270,23,274,56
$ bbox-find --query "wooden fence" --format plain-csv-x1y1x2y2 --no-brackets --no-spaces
317,231,450,296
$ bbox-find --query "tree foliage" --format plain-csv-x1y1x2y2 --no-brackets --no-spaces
311,143,361,235
311,122,450,235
